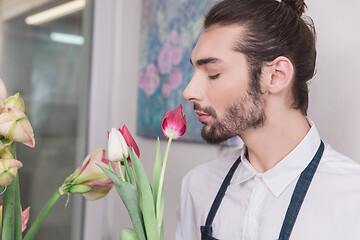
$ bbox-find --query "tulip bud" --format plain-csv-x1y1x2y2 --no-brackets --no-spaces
4,93,25,112
0,108,35,148
118,125,140,158
0,158,23,186
107,128,129,162
161,104,187,139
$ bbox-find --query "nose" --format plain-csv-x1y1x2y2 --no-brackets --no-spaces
183,72,203,102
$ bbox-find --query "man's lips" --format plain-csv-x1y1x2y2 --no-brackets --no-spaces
195,110,211,122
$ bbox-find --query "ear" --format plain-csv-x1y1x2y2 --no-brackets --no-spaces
262,56,294,94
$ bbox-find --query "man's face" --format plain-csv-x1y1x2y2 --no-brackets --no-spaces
183,25,266,144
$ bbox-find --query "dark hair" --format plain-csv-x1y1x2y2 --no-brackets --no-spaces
204,0,316,115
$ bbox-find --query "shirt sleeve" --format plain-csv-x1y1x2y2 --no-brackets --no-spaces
175,173,201,240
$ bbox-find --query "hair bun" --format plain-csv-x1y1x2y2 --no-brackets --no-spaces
282,0,307,15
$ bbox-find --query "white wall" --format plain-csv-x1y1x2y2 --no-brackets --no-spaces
307,0,360,162
84,0,360,239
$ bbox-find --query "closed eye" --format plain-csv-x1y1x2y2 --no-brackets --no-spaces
208,73,220,80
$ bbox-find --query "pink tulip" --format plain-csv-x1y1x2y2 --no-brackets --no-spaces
21,206,30,232
118,125,140,158
161,105,187,139
0,108,35,148
71,148,114,200
0,158,23,186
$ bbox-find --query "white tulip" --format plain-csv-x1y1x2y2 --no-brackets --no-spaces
107,128,129,162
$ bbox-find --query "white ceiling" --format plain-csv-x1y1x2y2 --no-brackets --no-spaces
1,0,54,21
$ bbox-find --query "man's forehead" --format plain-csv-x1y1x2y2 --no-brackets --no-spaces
190,25,245,64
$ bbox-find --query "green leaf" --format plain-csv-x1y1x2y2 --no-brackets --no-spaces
98,165,146,240
120,228,138,240
124,158,134,185
160,221,164,240
129,148,159,240
108,161,117,175
97,164,120,185
152,137,162,212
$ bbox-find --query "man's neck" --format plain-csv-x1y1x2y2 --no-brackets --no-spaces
241,110,310,173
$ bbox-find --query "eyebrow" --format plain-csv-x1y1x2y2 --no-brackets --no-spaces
190,57,223,66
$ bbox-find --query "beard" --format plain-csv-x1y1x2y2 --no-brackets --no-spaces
195,88,266,144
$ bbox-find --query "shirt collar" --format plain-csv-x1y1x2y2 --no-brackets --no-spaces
234,120,322,198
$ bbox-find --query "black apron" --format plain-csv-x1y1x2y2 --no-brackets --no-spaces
200,141,324,240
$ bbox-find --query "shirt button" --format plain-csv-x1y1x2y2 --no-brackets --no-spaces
254,175,262,183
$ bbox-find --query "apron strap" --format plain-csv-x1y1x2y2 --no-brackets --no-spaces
205,156,242,227
278,141,324,240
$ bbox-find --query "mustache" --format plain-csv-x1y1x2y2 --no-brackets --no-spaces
194,103,218,118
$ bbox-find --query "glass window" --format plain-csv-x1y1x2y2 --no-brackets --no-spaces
0,0,92,239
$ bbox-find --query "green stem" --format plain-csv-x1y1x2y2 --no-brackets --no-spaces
130,165,142,211
1,176,15,240
23,190,62,240
155,137,172,233
117,161,126,181
1,143,21,240
13,174,22,240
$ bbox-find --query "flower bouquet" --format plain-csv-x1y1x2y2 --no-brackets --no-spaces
102,105,186,240
0,78,187,240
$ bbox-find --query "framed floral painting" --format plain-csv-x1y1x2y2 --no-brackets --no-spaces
136,0,240,146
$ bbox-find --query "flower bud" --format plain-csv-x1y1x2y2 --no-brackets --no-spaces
0,142,14,159
4,93,25,112
107,128,129,162
0,108,35,147
64,148,114,201
21,207,30,232
118,125,140,158
0,158,23,186
161,105,187,139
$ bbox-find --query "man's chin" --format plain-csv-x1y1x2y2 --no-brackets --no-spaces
201,126,233,144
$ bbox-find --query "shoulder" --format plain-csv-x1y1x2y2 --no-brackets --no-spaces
320,143,360,177
315,143,360,192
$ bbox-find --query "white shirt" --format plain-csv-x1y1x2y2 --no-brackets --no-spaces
176,124,360,240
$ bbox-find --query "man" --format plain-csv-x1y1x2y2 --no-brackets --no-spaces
176,0,360,239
